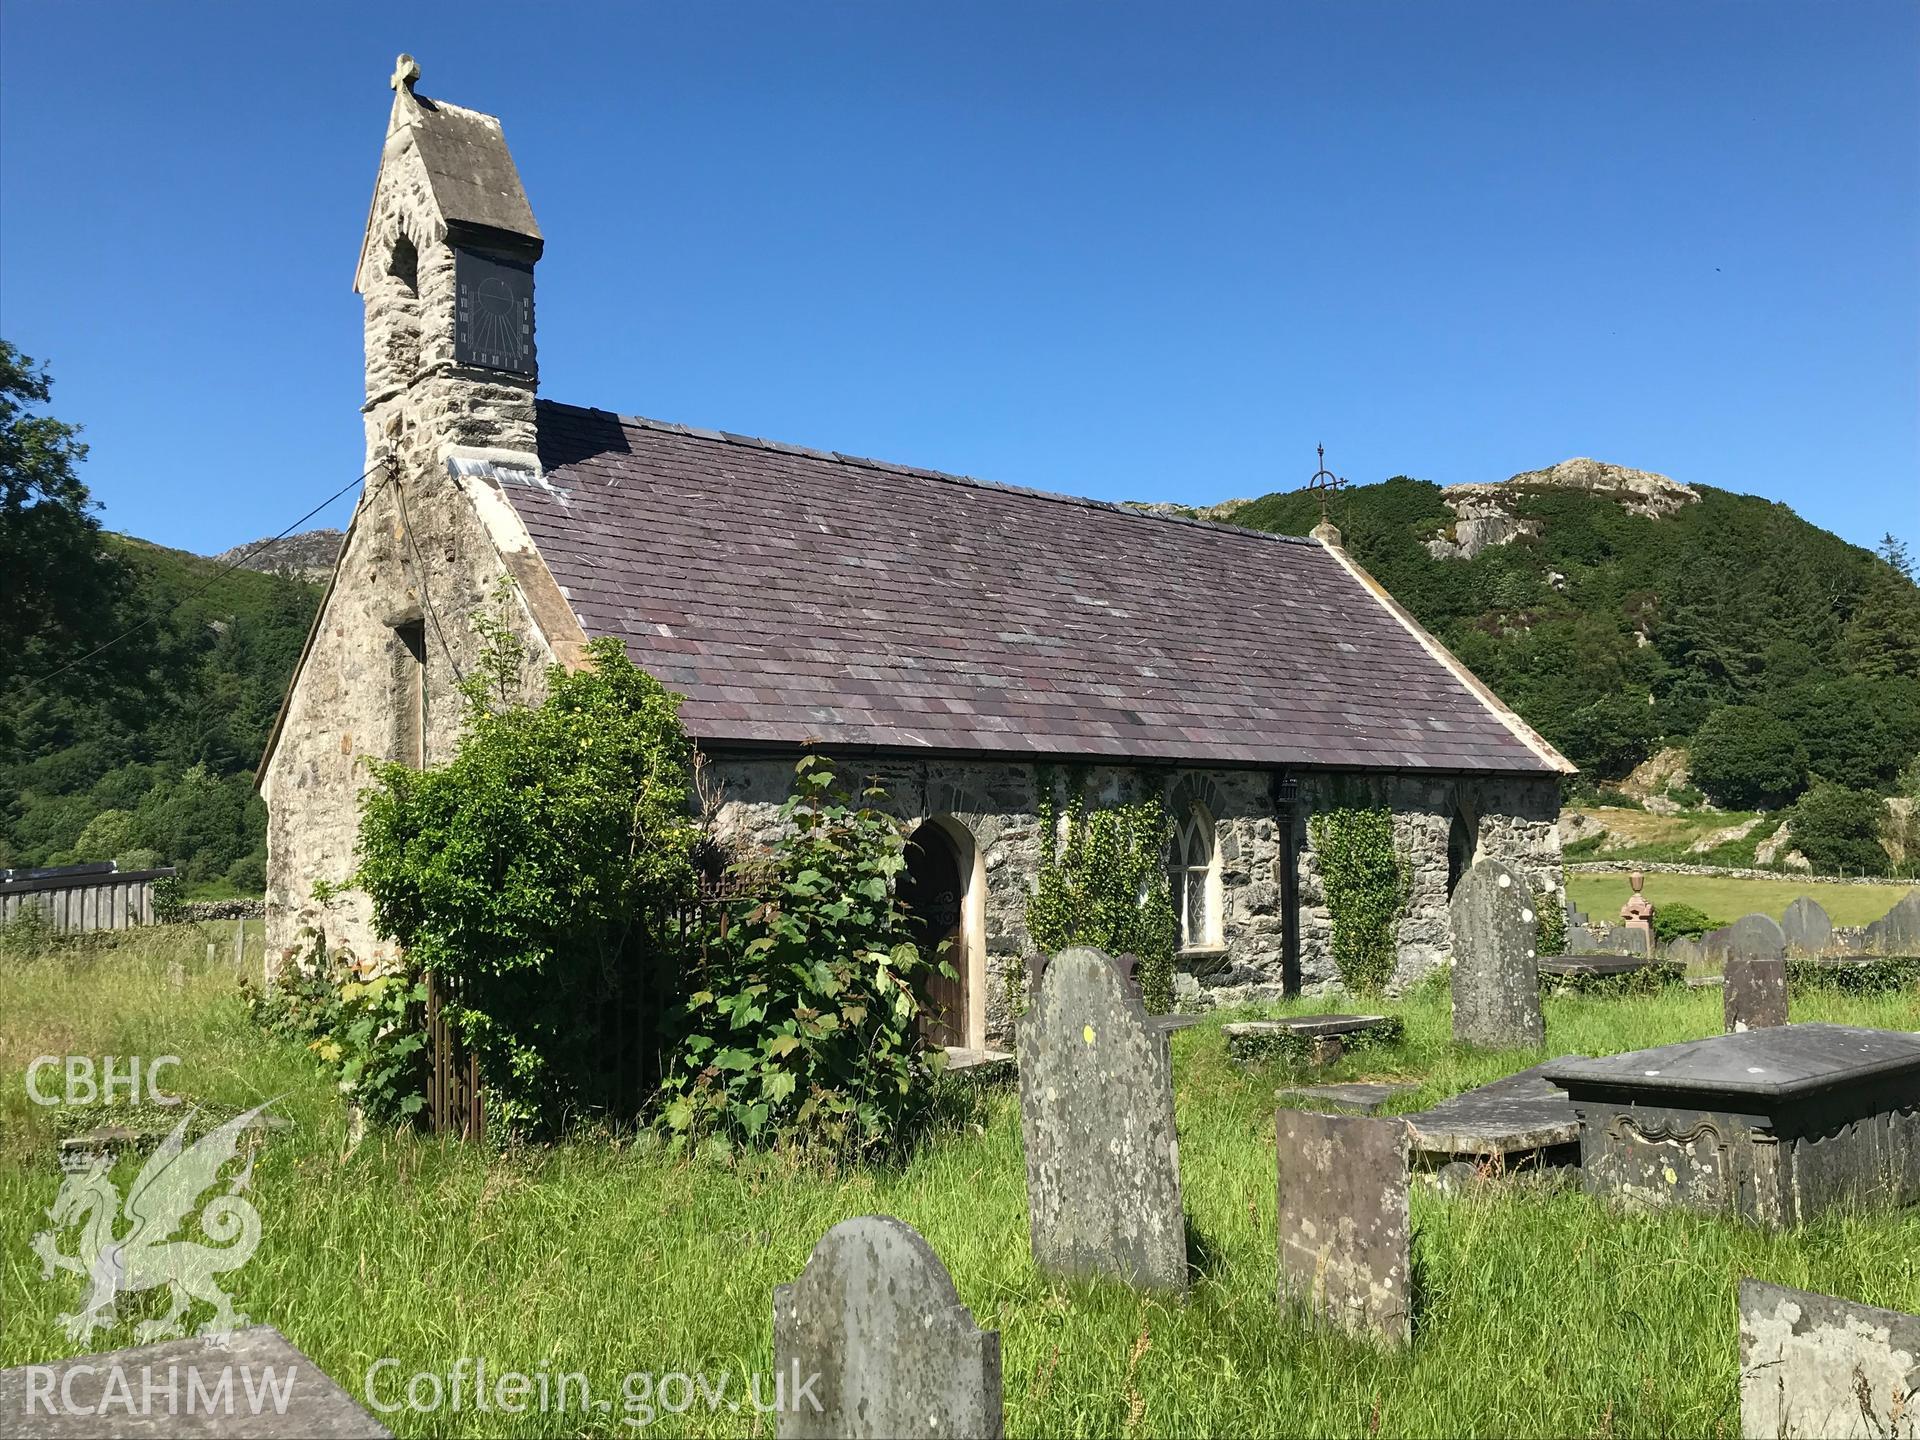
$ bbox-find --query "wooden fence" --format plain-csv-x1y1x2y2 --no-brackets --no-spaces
0,863,176,933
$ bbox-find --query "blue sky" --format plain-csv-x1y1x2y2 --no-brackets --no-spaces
2,2,1915,555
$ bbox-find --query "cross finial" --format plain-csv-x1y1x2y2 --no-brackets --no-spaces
390,53,420,95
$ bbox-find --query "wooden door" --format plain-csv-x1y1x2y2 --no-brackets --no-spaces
899,824,966,1047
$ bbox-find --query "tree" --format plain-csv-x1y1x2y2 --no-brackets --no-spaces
1787,784,1890,876
0,342,125,690
1879,533,1914,583
1558,692,1659,780
1689,706,1808,809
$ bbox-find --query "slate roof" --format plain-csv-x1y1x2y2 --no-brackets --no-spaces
506,401,1562,772
406,96,542,257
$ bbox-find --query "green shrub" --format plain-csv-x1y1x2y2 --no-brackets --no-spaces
1025,782,1178,1014
150,873,185,923
249,932,428,1126
658,755,941,1158
1689,706,1808,808
348,634,699,1139
1787,784,1891,876
1785,956,1920,995
1307,802,1410,994
1534,891,1567,957
1653,902,1721,942
0,903,57,957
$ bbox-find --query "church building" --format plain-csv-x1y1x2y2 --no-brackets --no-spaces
259,58,1573,1048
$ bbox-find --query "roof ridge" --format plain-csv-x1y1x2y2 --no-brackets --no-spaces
536,399,1320,549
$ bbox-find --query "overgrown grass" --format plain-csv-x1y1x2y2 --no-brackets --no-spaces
2,933,1916,1437
1567,872,1915,928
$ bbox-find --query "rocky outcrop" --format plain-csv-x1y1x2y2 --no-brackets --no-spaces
1427,459,1701,560
209,528,344,582
1686,815,1765,855
1122,499,1251,524
1622,746,1691,800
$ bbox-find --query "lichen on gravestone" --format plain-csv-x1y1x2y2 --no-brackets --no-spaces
1017,945,1187,1293
1448,859,1545,1050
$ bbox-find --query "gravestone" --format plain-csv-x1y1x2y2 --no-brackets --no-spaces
1724,958,1788,1032
1566,923,1599,954
1448,859,1545,1050
1739,1279,1919,1439
0,1326,391,1437
1726,913,1787,962
1781,896,1834,958
1665,935,1705,973
774,1216,1002,1440
1863,889,1920,957
1274,1111,1413,1347
1017,946,1187,1292
1618,870,1656,955
1545,1024,1920,1227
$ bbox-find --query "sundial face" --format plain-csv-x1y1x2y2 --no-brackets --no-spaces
453,249,535,374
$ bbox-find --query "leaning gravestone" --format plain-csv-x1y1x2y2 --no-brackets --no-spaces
1018,946,1187,1292
1739,1279,1919,1439
1862,888,1920,957
1275,1111,1413,1347
1724,958,1789,1032
1449,859,1545,1050
1666,935,1705,974
1781,896,1834,958
1726,912,1787,962
774,1216,1002,1440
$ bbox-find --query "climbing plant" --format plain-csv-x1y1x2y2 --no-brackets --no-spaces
1026,777,1179,1013
1533,889,1568,957
1307,802,1410,994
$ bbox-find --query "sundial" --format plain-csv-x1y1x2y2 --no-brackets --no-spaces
454,249,536,375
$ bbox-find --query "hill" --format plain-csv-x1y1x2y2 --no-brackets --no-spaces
1213,464,1920,824
0,533,322,893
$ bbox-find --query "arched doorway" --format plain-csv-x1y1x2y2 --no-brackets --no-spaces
900,820,968,1047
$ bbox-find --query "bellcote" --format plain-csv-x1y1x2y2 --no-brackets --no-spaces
356,55,542,405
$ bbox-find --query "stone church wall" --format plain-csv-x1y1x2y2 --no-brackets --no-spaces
704,753,1563,1047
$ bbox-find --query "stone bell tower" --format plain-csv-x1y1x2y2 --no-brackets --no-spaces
354,53,543,471
260,56,556,967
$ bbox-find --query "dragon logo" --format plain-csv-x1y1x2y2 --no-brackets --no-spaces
31,1101,278,1343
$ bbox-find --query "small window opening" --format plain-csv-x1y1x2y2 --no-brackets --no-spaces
388,234,419,297
393,620,426,768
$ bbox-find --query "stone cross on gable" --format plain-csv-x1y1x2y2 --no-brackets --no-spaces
390,53,421,94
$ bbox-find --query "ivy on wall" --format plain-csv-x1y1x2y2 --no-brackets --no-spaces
1026,773,1179,1014
1307,801,1410,994
1534,890,1568,957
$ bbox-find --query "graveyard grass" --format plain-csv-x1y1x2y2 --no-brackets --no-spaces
1566,872,1914,928
3,929,1918,1439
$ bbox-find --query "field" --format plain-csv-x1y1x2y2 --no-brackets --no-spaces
3,927,1917,1438
1567,871,1915,929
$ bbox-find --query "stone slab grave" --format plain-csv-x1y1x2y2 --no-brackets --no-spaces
1863,888,1920,956
0,1326,391,1438
1739,1279,1919,1439
774,1216,1001,1440
942,1047,1014,1080
1537,955,1683,996
1275,1081,1419,1116
1724,958,1789,1032
1545,1024,1920,1227
1403,1060,1583,1173
1781,896,1835,958
1274,1111,1413,1348
1223,1014,1403,1066
1449,858,1544,1050
1017,946,1187,1293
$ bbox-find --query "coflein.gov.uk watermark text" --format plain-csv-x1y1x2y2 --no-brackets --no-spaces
363,1359,823,1427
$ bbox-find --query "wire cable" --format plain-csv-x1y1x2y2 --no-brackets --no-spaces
14,459,384,696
